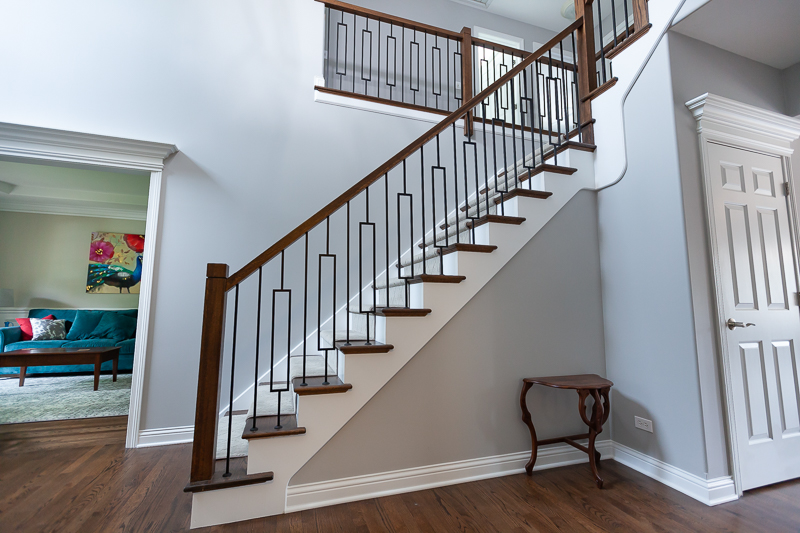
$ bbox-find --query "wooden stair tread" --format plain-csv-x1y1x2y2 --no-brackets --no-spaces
493,189,553,204
292,376,352,395
439,243,497,255
467,214,526,229
184,470,274,493
521,164,578,180
374,307,432,317
562,140,596,152
335,340,394,354
407,274,466,284
241,414,306,440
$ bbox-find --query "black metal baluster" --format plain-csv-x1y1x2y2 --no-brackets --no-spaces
510,77,519,190
302,233,309,384
597,0,607,84
352,13,357,93
546,49,556,166
481,100,490,219
559,39,569,149
611,0,619,49
346,202,351,345
571,30,583,143
378,18,381,100
624,0,631,39
452,122,460,244
223,284,239,477
250,267,262,432
420,145,427,275
384,173,390,308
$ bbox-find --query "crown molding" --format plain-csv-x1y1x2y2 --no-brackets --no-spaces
686,93,800,146
0,195,147,220
0,122,178,172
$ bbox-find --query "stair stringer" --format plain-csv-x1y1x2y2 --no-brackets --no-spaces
189,148,595,529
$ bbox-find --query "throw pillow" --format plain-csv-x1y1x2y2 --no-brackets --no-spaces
15,314,56,341
66,310,106,340
30,318,67,341
88,312,137,342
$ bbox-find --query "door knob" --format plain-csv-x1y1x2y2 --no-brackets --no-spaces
727,319,756,330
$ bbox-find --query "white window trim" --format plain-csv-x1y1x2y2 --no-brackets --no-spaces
472,26,524,50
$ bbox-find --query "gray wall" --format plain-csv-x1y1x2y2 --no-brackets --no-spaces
784,61,800,117
293,190,606,485
598,38,709,477
667,31,791,478
0,0,555,431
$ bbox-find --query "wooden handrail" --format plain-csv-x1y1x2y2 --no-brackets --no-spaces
225,16,585,290
315,0,463,41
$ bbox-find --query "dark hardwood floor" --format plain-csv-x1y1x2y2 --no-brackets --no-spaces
1,416,799,532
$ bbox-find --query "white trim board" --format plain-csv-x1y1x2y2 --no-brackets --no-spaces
137,425,195,448
612,442,738,506
0,121,177,450
129,431,739,509
286,441,614,513
0,195,147,220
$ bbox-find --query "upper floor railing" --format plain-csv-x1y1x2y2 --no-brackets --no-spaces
317,0,649,119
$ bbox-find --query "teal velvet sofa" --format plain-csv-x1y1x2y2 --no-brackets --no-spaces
0,309,137,375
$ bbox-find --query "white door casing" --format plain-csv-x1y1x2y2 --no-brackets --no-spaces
0,121,177,448
689,94,800,494
705,142,800,491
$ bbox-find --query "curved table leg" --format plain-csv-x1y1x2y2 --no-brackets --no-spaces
587,389,605,488
520,381,538,475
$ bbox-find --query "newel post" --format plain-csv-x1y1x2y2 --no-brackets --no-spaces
632,0,649,32
460,26,473,138
190,263,229,483
575,0,597,144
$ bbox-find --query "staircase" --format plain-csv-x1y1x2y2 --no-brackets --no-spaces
184,0,657,527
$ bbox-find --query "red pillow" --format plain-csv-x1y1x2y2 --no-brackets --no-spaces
15,314,56,341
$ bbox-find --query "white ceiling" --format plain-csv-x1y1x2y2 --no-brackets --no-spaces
0,160,150,220
672,0,800,70
452,0,574,33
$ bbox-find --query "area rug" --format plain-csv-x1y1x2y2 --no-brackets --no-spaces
0,374,131,424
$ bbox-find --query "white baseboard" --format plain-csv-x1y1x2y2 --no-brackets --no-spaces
137,425,194,448
286,440,614,513
612,442,738,506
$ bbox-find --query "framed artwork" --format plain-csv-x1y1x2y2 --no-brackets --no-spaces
86,232,145,294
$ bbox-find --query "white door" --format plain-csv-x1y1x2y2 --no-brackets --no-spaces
706,141,800,491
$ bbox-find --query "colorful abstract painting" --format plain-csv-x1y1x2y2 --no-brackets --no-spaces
86,232,145,294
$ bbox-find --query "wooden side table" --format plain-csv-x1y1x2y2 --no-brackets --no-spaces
520,374,613,488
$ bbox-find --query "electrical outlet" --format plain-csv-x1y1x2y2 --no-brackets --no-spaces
635,416,653,433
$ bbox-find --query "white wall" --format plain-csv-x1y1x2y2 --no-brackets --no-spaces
598,37,709,477
0,0,556,432
0,211,145,310
293,191,606,485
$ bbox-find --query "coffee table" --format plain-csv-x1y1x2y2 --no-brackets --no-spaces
0,346,120,391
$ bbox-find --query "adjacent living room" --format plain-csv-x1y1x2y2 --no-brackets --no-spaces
0,159,149,425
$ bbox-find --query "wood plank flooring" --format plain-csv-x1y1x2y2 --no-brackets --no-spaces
2,416,800,532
